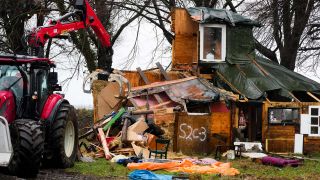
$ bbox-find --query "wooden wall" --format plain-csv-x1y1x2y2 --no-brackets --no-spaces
262,101,320,153
122,69,185,87
304,137,320,154
174,102,232,155
171,8,199,70
175,113,212,154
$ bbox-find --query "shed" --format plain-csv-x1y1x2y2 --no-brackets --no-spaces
170,7,320,154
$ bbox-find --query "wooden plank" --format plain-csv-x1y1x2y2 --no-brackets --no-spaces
216,71,248,101
136,67,150,85
307,92,320,102
130,76,197,91
156,62,171,80
136,67,166,107
288,92,301,102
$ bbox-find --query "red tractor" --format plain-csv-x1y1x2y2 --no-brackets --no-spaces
0,0,112,177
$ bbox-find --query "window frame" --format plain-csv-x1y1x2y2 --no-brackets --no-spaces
309,106,320,136
199,24,226,62
267,107,300,125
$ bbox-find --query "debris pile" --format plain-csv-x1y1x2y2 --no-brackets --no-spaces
79,64,240,177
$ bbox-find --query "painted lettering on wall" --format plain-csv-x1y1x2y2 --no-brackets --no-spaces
179,123,207,142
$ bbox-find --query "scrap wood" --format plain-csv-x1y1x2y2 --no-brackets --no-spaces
121,118,129,141
79,115,113,140
132,142,150,159
127,159,240,176
98,128,112,160
112,148,135,156
103,107,126,131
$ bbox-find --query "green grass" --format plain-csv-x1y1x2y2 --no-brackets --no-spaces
66,158,130,178
67,157,320,179
232,159,320,179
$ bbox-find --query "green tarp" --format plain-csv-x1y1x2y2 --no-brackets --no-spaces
187,7,260,26
226,26,256,64
216,57,320,100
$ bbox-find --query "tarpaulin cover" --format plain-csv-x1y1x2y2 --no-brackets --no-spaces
127,159,240,176
187,7,260,26
216,56,320,100
226,26,256,64
128,170,172,180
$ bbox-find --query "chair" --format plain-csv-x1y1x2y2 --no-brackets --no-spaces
149,138,170,159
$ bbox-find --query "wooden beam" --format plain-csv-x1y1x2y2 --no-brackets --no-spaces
136,67,166,107
288,92,301,102
216,71,248,101
130,76,197,91
247,55,269,76
156,62,171,80
136,67,150,84
307,92,320,102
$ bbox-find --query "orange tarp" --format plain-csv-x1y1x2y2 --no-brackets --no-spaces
127,160,240,176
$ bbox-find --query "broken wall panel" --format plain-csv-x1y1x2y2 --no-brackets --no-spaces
210,109,231,147
92,80,123,122
171,8,199,69
175,113,212,154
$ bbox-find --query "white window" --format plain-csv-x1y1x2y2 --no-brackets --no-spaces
310,107,320,136
301,106,320,136
199,24,226,62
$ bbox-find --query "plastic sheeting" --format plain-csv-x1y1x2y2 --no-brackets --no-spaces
127,159,240,176
215,56,320,100
226,26,256,64
128,170,172,180
187,7,260,27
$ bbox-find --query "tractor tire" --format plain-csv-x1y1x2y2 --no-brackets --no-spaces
8,119,44,178
44,102,78,168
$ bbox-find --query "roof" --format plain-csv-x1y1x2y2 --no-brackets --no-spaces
187,7,260,27
215,56,320,100
129,76,238,111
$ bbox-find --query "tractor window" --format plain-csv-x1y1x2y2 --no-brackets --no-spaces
36,70,48,100
0,65,24,105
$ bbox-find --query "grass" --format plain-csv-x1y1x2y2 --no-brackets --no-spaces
66,158,130,178
67,156,320,179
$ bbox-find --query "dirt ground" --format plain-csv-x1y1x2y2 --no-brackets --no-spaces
0,168,119,180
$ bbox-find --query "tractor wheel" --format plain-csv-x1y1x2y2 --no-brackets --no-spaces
8,119,44,178
44,102,78,168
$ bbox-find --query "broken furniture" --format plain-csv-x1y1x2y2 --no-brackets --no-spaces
149,138,170,159
214,144,243,159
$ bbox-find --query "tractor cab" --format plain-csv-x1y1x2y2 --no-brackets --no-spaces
0,55,59,123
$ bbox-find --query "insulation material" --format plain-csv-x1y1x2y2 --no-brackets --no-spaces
132,142,150,159
127,117,149,141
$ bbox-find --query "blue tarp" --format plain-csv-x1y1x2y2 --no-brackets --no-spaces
128,170,172,180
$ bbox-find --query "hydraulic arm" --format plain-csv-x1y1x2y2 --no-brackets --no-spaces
27,0,112,70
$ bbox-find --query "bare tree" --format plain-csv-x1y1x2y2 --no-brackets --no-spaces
244,0,319,71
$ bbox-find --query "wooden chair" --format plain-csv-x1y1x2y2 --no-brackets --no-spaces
149,138,170,159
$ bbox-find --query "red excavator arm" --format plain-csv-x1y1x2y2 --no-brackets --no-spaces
28,0,111,56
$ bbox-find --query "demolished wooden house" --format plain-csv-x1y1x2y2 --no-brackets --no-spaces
93,7,320,155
